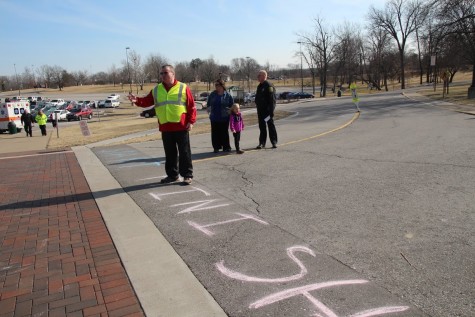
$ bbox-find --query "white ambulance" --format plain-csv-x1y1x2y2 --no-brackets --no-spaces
0,101,29,133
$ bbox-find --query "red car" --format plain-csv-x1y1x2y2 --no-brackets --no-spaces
66,106,93,121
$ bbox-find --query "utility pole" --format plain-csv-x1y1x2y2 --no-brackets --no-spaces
125,47,132,93
246,57,251,93
14,64,21,96
297,42,304,93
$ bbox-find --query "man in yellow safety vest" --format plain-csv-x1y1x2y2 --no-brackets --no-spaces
128,65,197,185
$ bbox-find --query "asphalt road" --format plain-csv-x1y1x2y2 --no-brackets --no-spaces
90,92,473,317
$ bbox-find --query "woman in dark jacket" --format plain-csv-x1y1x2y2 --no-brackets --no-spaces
207,79,234,153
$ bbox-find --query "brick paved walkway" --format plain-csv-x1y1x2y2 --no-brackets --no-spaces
0,151,145,317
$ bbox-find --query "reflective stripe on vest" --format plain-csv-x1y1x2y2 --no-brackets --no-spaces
152,82,187,124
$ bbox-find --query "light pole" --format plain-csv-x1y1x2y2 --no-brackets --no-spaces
297,41,303,93
13,64,20,96
125,47,132,93
133,56,138,94
245,56,250,93
31,64,35,88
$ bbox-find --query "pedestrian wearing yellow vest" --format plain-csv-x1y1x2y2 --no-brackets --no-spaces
35,109,48,136
349,81,360,112
128,65,197,185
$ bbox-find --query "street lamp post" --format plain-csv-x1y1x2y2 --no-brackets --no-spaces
125,47,132,94
297,41,303,93
133,57,138,94
31,64,36,89
245,56,251,93
13,64,20,96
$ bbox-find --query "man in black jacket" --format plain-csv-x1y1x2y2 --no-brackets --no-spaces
21,108,34,137
255,70,278,149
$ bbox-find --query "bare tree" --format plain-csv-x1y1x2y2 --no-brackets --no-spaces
433,0,475,98
199,58,220,91
127,50,147,93
175,61,195,84
144,54,168,83
301,43,319,95
108,65,119,86
70,70,88,86
299,17,334,97
50,65,65,90
37,65,54,89
190,58,204,82
366,26,397,90
368,0,430,89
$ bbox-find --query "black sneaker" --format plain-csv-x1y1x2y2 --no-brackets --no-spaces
272,143,277,148
160,176,179,184
183,177,192,185
256,144,264,149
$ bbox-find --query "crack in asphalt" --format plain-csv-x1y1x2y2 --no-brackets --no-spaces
230,165,262,214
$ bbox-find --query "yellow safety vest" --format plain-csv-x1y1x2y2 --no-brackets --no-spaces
35,113,47,125
152,82,187,125
350,83,359,102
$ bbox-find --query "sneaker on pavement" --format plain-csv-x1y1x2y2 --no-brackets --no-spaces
272,143,277,148
255,144,264,149
160,176,179,184
237,150,245,154
183,177,192,185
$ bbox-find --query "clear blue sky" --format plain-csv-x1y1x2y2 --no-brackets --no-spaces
0,0,386,77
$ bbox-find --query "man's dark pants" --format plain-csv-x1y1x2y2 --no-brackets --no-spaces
24,123,32,137
257,114,278,146
162,130,193,179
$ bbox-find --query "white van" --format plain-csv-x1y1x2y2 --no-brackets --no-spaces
0,101,29,133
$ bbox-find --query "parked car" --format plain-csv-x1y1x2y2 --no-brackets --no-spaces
104,99,120,108
29,101,38,110
295,92,315,99
81,100,95,108
140,107,156,118
49,99,65,107
48,109,69,122
244,92,255,103
107,94,120,100
43,107,58,120
278,91,294,100
197,92,209,101
66,106,93,121
27,96,44,102
97,100,106,108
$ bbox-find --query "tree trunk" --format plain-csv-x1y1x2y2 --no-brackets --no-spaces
400,50,405,89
